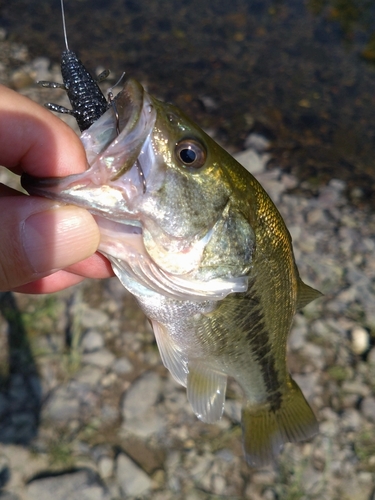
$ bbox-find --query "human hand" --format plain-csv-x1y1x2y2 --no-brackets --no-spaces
0,85,113,293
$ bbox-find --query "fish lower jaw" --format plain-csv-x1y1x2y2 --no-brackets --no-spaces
95,216,144,256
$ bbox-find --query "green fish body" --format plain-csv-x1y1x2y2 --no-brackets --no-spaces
23,78,321,466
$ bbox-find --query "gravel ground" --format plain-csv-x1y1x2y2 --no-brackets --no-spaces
0,39,375,500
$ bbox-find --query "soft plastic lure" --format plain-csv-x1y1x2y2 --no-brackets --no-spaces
38,0,109,131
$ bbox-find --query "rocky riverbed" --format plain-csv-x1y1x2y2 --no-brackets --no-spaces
0,38,375,500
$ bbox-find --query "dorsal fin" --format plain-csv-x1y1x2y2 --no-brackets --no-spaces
296,279,323,310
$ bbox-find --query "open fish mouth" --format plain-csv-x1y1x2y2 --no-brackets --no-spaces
21,78,161,293
21,78,249,301
21,78,156,223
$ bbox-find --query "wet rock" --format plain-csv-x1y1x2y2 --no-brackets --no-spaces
116,453,152,497
25,469,110,500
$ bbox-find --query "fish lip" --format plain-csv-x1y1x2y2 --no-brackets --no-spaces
21,77,156,219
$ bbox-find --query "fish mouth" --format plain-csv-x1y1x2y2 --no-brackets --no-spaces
21,78,248,301
21,78,157,222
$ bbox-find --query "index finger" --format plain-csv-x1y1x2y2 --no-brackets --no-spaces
0,84,87,177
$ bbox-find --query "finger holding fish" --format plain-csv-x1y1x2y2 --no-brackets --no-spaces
0,84,114,293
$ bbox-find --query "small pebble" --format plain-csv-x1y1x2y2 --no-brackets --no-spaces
80,308,109,329
121,372,162,420
112,357,133,374
360,397,375,422
98,456,114,479
116,453,152,497
350,325,369,355
234,149,266,174
81,330,104,352
82,349,115,368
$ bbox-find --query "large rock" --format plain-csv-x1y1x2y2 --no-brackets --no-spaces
25,469,110,500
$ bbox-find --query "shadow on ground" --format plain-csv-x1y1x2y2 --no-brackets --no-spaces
0,292,42,445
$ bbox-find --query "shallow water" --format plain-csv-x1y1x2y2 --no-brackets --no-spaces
1,0,375,206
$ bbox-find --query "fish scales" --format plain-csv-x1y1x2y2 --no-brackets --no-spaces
22,77,322,467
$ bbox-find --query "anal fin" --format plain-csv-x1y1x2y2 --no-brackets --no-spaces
242,377,318,467
187,361,227,424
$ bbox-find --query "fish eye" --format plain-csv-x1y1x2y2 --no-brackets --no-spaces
175,139,207,169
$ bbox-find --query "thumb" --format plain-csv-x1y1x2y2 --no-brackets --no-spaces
0,195,100,291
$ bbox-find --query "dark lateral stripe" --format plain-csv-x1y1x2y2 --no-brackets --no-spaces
244,281,283,412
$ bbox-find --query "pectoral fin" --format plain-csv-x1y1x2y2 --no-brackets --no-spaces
187,361,227,424
241,377,318,467
152,320,188,386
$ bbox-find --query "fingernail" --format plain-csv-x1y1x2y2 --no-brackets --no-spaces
23,206,100,274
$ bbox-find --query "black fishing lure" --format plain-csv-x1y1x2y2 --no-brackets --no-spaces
38,0,109,132
38,0,146,191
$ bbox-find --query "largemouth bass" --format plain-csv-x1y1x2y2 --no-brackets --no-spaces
23,78,321,467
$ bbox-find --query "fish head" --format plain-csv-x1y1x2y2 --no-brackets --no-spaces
22,78,256,300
